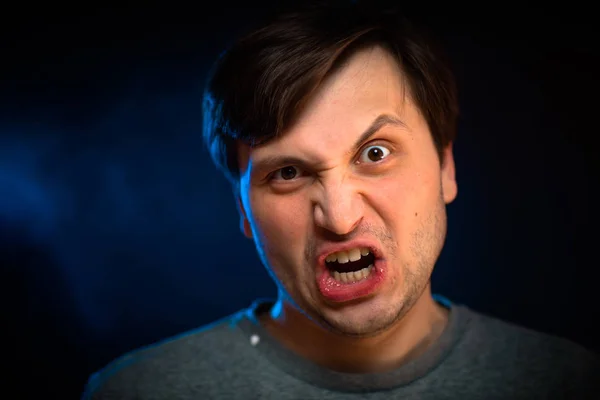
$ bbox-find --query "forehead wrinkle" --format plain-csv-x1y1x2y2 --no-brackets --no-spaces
249,47,418,175
254,108,413,175
269,120,345,165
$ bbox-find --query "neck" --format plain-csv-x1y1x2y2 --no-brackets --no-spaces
259,284,449,373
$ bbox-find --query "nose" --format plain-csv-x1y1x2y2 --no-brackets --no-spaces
313,178,364,236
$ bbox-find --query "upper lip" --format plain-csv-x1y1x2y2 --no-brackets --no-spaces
316,239,381,267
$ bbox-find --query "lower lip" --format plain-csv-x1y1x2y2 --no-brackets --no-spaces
316,259,386,303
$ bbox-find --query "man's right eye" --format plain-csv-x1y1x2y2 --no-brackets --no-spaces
271,166,300,181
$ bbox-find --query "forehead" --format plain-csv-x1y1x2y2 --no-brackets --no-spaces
301,46,407,123
239,46,419,171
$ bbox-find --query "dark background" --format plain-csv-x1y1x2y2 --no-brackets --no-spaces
1,3,598,399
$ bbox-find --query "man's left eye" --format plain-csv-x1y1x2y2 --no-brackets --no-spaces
358,145,391,163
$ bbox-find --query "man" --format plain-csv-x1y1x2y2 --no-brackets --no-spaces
82,2,599,399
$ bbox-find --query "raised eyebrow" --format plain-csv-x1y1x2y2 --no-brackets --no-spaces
346,114,408,157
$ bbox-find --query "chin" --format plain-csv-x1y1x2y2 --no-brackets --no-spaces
313,292,410,337
323,306,404,337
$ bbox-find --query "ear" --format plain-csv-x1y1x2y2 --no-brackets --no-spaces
440,142,458,204
236,196,254,239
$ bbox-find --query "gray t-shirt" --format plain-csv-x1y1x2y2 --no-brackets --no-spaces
82,297,600,399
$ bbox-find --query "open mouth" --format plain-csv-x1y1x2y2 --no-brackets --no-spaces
325,247,376,283
317,244,386,303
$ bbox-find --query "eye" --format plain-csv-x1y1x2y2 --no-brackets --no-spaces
271,166,301,181
358,145,391,163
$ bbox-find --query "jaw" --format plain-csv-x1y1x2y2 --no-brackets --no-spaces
264,280,447,373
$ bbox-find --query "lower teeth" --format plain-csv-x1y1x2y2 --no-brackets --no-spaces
331,264,373,283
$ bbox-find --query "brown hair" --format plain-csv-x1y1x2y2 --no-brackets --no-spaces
203,1,459,187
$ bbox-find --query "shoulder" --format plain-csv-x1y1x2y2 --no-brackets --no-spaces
82,310,255,399
452,305,600,397
464,306,597,362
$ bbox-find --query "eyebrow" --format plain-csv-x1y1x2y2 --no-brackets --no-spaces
348,114,408,156
251,113,407,174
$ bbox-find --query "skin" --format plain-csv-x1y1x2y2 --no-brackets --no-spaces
236,45,458,373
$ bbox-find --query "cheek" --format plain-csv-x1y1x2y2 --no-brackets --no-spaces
373,169,440,225
251,193,308,247
250,195,310,283
376,169,432,203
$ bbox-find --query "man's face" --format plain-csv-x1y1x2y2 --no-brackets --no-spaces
237,46,457,337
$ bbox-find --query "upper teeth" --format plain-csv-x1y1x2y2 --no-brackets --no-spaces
325,247,370,264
